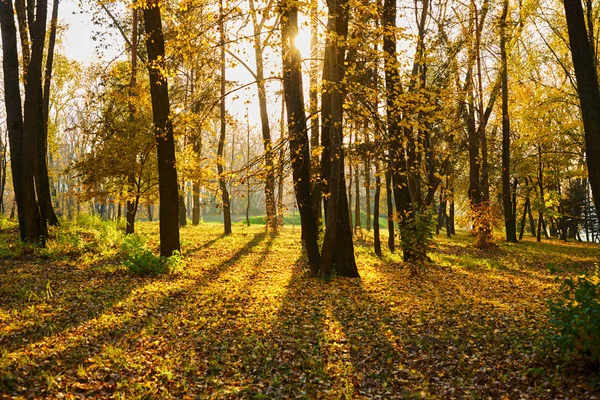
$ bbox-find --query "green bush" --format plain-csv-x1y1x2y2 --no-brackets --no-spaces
547,271,600,363
121,234,185,276
399,208,436,272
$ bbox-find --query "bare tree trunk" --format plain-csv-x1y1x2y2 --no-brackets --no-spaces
248,0,278,231
383,0,416,262
354,159,360,234
38,0,59,227
365,157,371,231
179,184,187,227
309,0,322,228
281,0,321,273
500,0,517,242
218,0,232,234
143,0,180,257
537,146,544,242
373,159,381,256
564,0,600,217
385,153,395,252
320,0,358,277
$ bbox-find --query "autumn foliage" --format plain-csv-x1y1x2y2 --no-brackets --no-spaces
1,220,599,398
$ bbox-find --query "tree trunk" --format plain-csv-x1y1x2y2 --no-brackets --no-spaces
247,0,278,231
564,0,600,217
126,199,136,234
281,0,321,274
320,0,358,277
500,0,517,243
365,158,371,231
354,159,360,234
537,146,544,242
0,0,27,240
38,0,59,227
385,154,395,252
192,181,200,225
383,0,417,262
143,0,180,257
373,159,381,256
178,186,187,227
218,0,232,235
309,0,322,228
21,0,48,244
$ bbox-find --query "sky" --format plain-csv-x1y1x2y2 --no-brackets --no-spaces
61,0,111,64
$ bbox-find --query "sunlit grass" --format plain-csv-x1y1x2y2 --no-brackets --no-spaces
0,221,599,398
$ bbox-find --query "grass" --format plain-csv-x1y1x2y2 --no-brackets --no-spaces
0,218,599,398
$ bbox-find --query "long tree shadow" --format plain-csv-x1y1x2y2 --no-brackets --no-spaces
344,260,600,398
0,258,148,354
0,230,270,398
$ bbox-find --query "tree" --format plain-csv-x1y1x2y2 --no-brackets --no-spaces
218,0,232,235
142,0,180,257
319,0,359,277
280,0,321,274
0,0,47,244
564,0,600,217
500,0,517,242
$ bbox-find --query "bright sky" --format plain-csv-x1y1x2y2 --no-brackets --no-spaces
61,0,109,64
58,0,313,140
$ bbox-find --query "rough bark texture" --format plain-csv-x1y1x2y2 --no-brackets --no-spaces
373,160,382,256
248,0,278,232
383,0,415,262
281,0,321,274
309,0,322,228
320,0,358,278
38,0,59,226
218,0,232,235
22,0,48,243
500,0,517,242
143,0,181,257
0,0,27,240
564,0,600,218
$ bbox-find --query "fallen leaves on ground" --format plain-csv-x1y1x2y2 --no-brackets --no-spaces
1,223,599,399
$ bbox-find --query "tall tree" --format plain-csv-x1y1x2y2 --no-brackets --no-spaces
280,0,321,274
320,0,358,277
247,0,279,231
217,0,232,234
142,0,181,257
564,0,600,217
0,0,48,244
500,0,517,242
382,0,416,262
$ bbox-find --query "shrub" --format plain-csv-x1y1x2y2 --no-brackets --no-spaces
121,234,185,276
546,270,600,363
399,208,436,272
468,201,498,249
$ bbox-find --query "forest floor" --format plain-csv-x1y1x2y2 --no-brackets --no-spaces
1,219,599,399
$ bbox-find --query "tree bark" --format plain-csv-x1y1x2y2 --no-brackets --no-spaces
281,0,321,274
385,153,395,252
218,0,232,234
21,0,48,243
309,0,322,228
143,0,181,257
248,0,278,231
320,0,358,277
39,0,59,226
0,0,27,240
383,0,417,262
373,159,381,256
500,0,517,242
564,0,600,218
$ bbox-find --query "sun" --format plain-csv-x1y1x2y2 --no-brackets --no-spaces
294,29,312,59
